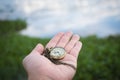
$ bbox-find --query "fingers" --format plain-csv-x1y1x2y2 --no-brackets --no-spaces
46,32,64,48
23,44,44,67
46,31,82,58
56,32,73,48
70,41,82,58
65,34,80,53
33,43,44,54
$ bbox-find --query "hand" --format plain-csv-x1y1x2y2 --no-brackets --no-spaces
23,32,82,80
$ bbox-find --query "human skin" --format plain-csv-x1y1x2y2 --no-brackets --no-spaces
22,31,82,80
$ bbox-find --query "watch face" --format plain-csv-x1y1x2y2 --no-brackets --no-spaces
50,47,66,59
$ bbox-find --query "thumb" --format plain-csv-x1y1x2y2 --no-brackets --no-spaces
32,43,44,55
22,44,44,71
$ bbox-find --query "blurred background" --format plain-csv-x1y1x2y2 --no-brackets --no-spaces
0,0,120,80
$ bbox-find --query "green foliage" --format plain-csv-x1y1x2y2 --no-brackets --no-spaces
0,34,120,80
0,34,49,80
73,35,120,80
0,20,27,36
0,20,120,80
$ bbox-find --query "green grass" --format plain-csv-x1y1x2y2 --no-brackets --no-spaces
0,34,120,80
0,34,49,80
0,20,120,80
73,35,120,80
0,20,27,36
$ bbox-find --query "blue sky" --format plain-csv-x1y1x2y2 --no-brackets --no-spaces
0,0,120,38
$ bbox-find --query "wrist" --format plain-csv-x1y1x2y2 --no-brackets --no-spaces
28,74,53,80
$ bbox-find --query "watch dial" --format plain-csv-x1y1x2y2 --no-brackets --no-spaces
50,47,66,59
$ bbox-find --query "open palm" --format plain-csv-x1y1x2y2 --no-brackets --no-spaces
23,32,82,80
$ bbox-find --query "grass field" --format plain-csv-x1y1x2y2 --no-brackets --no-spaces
0,20,120,80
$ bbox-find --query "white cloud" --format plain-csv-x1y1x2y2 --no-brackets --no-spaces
20,0,120,37
0,0,119,37
20,0,46,15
